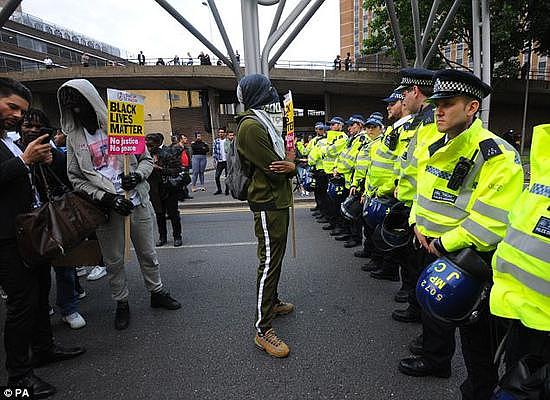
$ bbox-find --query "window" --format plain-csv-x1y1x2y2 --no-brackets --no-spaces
444,46,451,60
1,31,17,45
456,43,464,67
538,57,547,80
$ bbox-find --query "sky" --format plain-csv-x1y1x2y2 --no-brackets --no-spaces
20,0,340,63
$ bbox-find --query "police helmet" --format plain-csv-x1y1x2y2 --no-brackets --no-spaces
372,202,411,251
341,194,362,221
302,169,317,192
327,176,345,200
416,248,492,325
362,196,398,229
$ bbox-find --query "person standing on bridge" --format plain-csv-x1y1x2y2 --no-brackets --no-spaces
236,74,296,358
58,79,181,331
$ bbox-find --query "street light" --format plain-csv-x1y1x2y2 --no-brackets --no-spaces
201,1,214,49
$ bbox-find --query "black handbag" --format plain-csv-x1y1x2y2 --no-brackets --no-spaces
15,165,109,267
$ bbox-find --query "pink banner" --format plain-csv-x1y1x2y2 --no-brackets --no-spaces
108,135,145,155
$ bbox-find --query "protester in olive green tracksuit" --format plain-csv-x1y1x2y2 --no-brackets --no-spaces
235,74,296,358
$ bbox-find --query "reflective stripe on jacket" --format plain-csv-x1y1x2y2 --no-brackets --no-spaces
490,124,550,331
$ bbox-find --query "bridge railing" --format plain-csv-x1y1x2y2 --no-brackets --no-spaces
1,56,549,81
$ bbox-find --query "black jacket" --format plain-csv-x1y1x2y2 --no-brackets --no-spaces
0,140,33,239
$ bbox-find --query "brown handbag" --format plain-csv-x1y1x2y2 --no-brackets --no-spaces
15,165,109,267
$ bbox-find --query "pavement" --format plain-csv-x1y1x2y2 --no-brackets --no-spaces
0,167,467,399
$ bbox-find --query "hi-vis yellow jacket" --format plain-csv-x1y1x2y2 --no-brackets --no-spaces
327,132,368,188
307,135,325,170
321,130,346,173
367,115,413,197
412,118,524,253
351,134,382,192
490,124,550,331
396,104,443,207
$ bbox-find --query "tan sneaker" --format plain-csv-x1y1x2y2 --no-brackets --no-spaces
254,328,290,358
273,301,294,316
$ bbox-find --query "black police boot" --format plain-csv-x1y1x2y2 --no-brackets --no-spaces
334,234,351,241
329,228,344,236
391,306,421,323
398,356,451,378
309,206,319,212
394,289,409,303
354,249,370,258
361,259,380,272
370,269,400,281
322,224,336,231
343,239,361,248
32,344,86,367
115,301,130,330
311,211,321,217
7,373,56,399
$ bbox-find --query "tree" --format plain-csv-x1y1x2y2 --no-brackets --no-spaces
362,1,548,78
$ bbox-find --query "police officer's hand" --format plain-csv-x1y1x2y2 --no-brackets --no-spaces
428,240,442,257
268,160,295,174
20,134,52,165
414,225,430,250
350,186,357,196
360,195,366,204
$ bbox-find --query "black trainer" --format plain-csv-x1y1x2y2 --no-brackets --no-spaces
115,301,130,330
7,373,56,399
151,289,181,310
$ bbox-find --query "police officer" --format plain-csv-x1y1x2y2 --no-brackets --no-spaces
490,124,550,370
389,68,440,323
318,117,346,230
350,113,385,261
329,114,368,246
398,69,524,400
307,121,327,217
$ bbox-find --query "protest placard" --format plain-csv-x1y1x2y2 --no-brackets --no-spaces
283,91,295,155
107,88,145,155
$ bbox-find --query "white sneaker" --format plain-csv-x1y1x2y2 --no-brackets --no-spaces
76,266,88,277
62,312,86,329
87,266,107,281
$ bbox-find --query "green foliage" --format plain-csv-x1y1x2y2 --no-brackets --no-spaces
361,0,548,78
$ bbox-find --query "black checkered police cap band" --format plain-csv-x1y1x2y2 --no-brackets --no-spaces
428,69,492,102
395,68,435,91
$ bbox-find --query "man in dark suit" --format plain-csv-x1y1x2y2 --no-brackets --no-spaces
0,78,85,399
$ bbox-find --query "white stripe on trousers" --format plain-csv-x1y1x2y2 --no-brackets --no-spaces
255,211,271,332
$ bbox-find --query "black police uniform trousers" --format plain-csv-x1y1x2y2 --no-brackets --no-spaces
504,319,550,371
0,239,53,379
156,191,182,241
417,247,500,400
362,223,384,266
315,172,329,218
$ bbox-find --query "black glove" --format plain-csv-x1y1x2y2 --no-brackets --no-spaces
100,193,134,216
120,172,142,191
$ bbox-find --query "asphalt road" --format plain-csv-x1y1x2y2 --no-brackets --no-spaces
0,202,466,399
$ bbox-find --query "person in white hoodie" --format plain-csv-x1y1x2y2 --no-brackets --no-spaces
57,79,181,330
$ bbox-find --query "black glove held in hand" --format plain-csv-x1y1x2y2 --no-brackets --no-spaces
101,193,134,216
120,172,142,190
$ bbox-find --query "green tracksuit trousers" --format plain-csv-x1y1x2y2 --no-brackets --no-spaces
253,208,290,333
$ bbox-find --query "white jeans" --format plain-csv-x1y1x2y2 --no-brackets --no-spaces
96,202,163,301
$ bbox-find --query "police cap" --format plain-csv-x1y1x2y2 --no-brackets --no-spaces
382,90,404,103
396,68,435,91
429,69,492,102
329,116,345,125
346,114,366,125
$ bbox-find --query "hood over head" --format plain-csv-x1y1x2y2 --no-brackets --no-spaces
57,79,107,134
236,74,279,110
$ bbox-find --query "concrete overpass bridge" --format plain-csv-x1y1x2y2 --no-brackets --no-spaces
2,65,549,142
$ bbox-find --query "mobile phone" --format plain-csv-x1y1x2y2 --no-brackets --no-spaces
39,127,55,144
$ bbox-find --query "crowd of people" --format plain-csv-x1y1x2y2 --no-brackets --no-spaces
0,64,547,399
135,50,241,68
292,68,548,399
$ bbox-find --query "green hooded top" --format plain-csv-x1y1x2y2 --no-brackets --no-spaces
235,111,293,211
